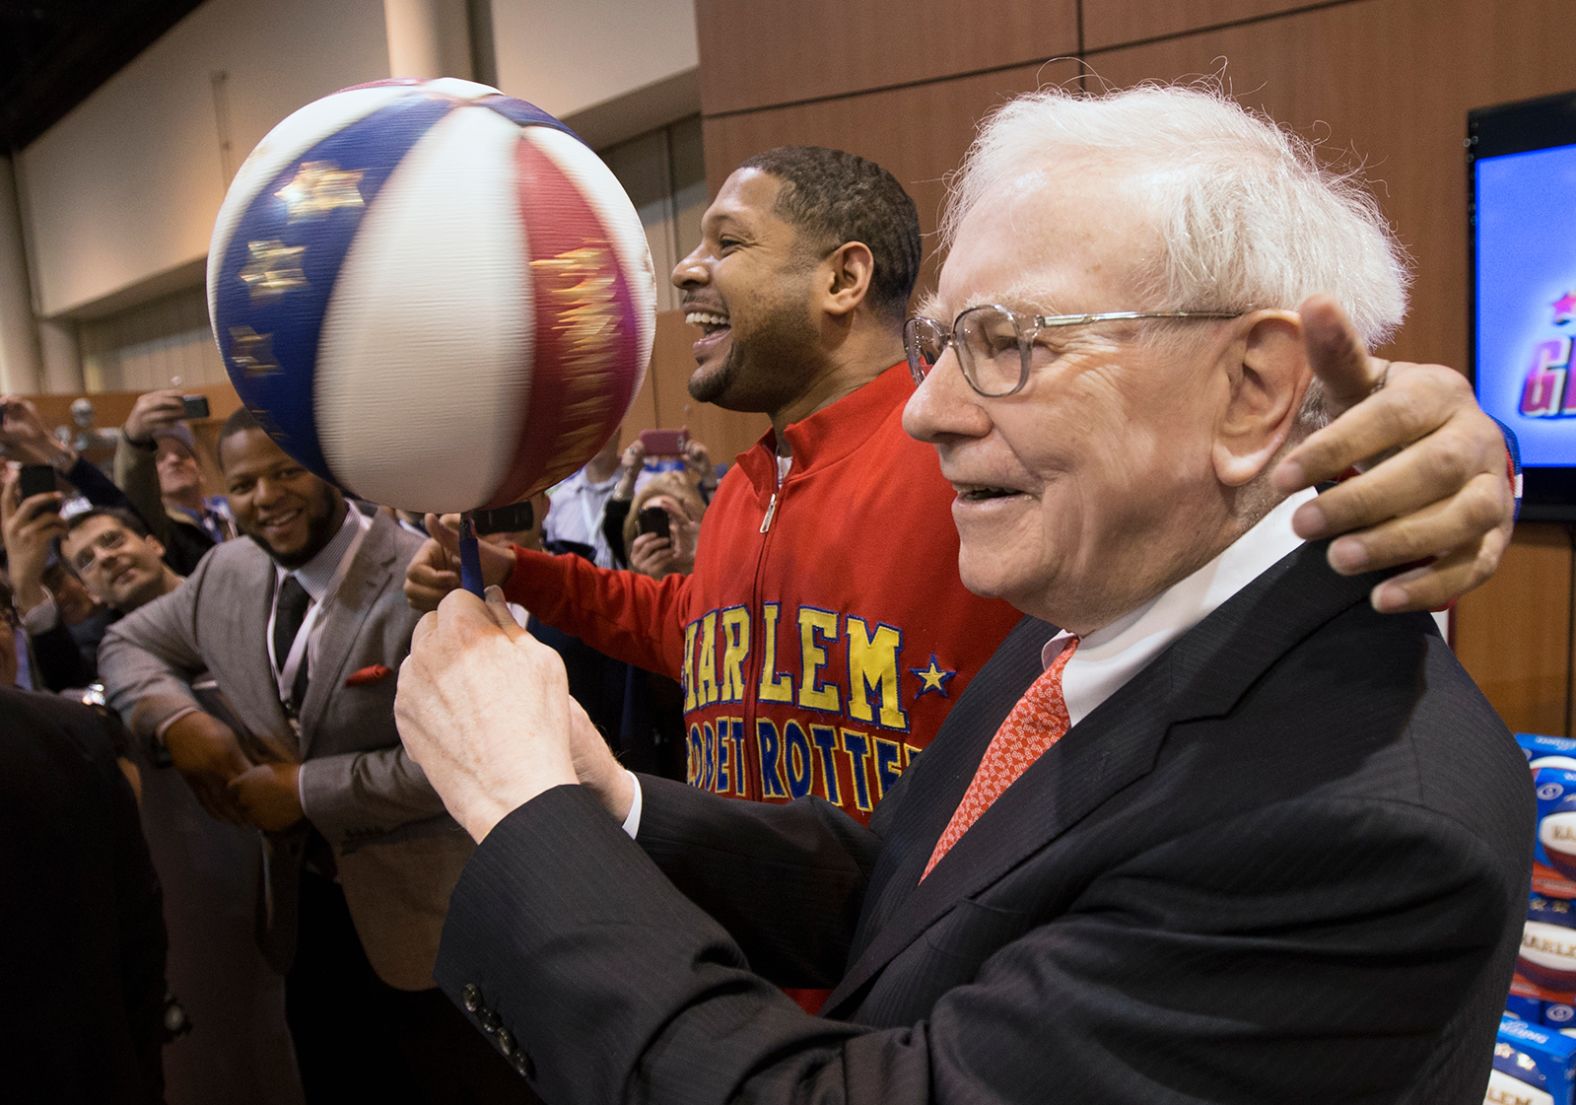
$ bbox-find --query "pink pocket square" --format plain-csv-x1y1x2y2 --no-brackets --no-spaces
345,664,393,687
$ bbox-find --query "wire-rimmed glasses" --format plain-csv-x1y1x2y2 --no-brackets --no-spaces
903,305,1242,397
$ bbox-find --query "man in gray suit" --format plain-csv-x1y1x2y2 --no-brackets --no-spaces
99,407,520,1103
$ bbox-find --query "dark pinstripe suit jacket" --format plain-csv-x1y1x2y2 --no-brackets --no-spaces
437,541,1533,1105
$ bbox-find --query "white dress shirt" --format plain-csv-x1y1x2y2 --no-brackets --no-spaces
1045,488,1317,726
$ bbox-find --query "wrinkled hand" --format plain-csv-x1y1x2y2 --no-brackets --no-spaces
1271,295,1514,613
0,395,72,467
396,587,581,841
403,512,515,612
163,712,253,823
228,762,304,831
123,388,187,445
1,467,66,611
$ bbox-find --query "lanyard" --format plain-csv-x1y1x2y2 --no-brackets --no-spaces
266,511,371,711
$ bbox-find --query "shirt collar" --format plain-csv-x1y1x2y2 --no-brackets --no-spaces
1042,487,1317,728
273,506,360,603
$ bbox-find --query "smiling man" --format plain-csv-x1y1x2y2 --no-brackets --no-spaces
407,145,1518,836
98,407,521,1104
397,85,1532,1105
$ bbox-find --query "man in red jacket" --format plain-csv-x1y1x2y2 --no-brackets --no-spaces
406,145,1516,826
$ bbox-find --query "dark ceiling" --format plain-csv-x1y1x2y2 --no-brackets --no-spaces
0,0,204,153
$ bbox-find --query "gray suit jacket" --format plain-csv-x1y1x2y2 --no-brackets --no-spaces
99,511,471,990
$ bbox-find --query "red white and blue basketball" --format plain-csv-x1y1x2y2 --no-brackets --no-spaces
1520,896,1576,995
207,78,655,514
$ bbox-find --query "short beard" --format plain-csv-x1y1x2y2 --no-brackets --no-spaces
687,347,736,405
247,494,346,569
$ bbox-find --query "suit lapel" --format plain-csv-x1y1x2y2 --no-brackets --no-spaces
295,515,396,753
823,540,1386,1017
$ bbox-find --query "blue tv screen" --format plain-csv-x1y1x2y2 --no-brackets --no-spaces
1472,91,1576,520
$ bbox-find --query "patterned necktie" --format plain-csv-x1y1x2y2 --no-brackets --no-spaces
922,636,1080,881
272,575,312,713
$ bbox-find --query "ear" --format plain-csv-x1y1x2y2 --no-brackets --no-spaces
818,241,875,319
146,535,166,559
1212,310,1309,488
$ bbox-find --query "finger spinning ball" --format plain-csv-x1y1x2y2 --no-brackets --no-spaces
207,78,655,514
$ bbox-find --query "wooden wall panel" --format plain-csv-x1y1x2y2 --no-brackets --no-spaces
1453,524,1573,737
1082,0,1356,52
1083,0,1576,727
1085,0,1576,371
695,0,1078,115
703,60,1083,298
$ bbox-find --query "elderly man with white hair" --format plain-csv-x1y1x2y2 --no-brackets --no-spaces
394,85,1532,1105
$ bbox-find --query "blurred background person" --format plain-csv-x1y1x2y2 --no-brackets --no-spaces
540,430,623,567
117,388,235,575
623,469,706,579
1,475,306,1103
0,677,168,1105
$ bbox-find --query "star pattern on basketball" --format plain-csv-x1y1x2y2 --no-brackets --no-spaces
275,160,366,219
228,325,280,377
238,239,308,302
922,637,1079,880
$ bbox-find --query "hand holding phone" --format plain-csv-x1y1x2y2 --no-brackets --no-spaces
637,505,671,540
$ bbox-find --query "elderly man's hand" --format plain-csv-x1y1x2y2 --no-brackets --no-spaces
1272,296,1514,613
396,587,581,842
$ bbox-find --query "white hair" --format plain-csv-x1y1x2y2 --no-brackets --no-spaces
942,82,1411,350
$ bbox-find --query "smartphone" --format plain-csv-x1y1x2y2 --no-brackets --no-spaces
181,395,211,420
19,463,57,505
637,428,688,456
637,505,671,540
473,501,535,536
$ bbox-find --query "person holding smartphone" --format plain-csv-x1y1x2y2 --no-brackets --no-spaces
114,388,235,575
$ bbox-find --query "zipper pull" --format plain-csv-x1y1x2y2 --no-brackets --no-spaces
760,490,779,533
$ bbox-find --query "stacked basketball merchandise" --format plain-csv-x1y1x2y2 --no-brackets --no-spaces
1489,734,1576,1104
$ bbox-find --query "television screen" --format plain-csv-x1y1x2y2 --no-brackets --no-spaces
1471,92,1576,520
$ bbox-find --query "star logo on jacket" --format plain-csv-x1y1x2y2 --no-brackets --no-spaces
911,654,956,699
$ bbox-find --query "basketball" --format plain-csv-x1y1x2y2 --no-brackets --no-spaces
207,78,655,514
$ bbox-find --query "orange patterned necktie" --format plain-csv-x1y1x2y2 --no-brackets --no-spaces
921,637,1080,881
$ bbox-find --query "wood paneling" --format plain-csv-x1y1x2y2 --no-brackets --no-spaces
1082,0,1355,53
703,60,1083,298
1085,0,1576,727
1454,524,1573,737
695,0,1077,116
1086,0,1576,371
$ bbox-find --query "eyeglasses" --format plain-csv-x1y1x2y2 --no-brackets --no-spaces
70,527,128,574
903,305,1241,398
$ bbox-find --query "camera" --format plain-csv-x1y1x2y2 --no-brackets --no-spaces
181,395,211,420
